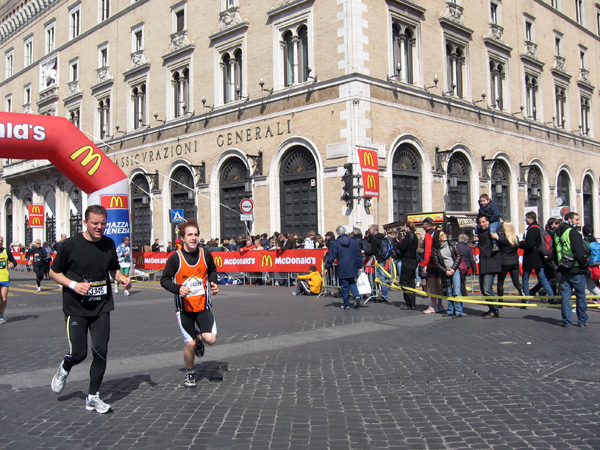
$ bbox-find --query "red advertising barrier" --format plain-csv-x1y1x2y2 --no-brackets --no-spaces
133,249,329,273
12,252,56,265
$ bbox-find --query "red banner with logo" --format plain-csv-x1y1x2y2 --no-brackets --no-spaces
133,249,328,273
28,204,45,228
357,147,380,197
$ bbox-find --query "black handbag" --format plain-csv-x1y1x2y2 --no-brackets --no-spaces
558,253,575,270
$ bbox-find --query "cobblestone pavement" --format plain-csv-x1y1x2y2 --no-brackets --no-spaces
0,272,599,449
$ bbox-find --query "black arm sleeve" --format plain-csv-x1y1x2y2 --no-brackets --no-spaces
204,251,219,284
7,250,17,266
160,253,182,295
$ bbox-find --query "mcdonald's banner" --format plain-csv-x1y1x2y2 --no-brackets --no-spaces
132,249,328,272
28,204,44,228
0,112,130,249
357,147,380,197
100,195,130,243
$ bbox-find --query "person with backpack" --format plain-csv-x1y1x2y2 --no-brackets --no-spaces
363,224,391,302
519,211,554,305
554,212,589,327
582,224,600,300
530,218,561,302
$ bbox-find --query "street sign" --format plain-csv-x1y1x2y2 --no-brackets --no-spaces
170,209,185,223
240,198,254,214
240,213,253,221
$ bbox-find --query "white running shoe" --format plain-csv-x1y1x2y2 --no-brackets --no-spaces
184,371,197,388
0,316,5,324
37,287,41,292
422,306,435,314
113,286,119,294
51,362,69,394
85,393,112,413
123,290,130,296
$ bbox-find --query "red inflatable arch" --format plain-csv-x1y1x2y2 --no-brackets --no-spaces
0,112,130,246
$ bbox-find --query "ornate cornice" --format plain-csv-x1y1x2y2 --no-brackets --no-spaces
0,0,60,45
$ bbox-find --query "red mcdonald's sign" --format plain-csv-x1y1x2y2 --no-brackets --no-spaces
357,148,380,197
28,204,44,228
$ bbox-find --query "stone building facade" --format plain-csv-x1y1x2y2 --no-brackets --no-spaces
1,0,600,247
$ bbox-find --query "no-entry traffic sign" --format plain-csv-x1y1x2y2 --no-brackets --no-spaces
240,198,254,214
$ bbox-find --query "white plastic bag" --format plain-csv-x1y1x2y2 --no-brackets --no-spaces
356,272,372,296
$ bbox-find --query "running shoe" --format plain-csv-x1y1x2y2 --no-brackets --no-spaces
0,316,5,324
184,371,197,388
123,290,130,296
85,393,112,413
340,305,350,310
422,306,435,314
113,285,119,294
37,287,41,292
195,336,205,358
51,362,69,394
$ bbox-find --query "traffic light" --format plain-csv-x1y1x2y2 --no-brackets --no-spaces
341,163,353,208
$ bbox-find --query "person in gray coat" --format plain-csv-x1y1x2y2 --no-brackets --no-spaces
324,225,364,310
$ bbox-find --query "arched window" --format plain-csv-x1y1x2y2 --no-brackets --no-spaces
392,144,421,220
280,147,317,234
392,23,415,84
132,84,146,129
173,69,189,118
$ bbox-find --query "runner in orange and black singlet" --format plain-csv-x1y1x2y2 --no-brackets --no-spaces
160,220,219,388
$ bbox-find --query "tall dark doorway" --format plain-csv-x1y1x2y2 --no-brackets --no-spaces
4,199,12,246
583,175,594,229
525,166,543,224
392,144,422,221
131,174,151,251
170,167,195,243
446,153,471,211
280,146,317,235
491,161,510,221
220,158,249,240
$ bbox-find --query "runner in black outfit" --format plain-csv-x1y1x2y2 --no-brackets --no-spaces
26,239,45,292
49,205,132,414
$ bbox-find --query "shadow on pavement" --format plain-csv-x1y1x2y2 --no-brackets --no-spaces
179,361,228,382
4,314,39,323
58,374,158,404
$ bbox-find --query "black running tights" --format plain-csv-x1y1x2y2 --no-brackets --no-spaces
62,312,110,395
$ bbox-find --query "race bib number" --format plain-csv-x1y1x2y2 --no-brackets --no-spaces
83,279,108,301
0,258,5,269
182,276,205,297
33,255,42,263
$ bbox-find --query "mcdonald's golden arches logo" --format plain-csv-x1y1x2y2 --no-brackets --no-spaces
366,174,377,190
31,217,41,225
213,256,223,268
363,151,375,168
101,195,128,209
30,205,41,214
261,254,274,268
70,145,102,176
136,255,144,266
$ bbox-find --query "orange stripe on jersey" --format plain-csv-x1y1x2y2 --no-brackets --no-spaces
174,248,209,312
